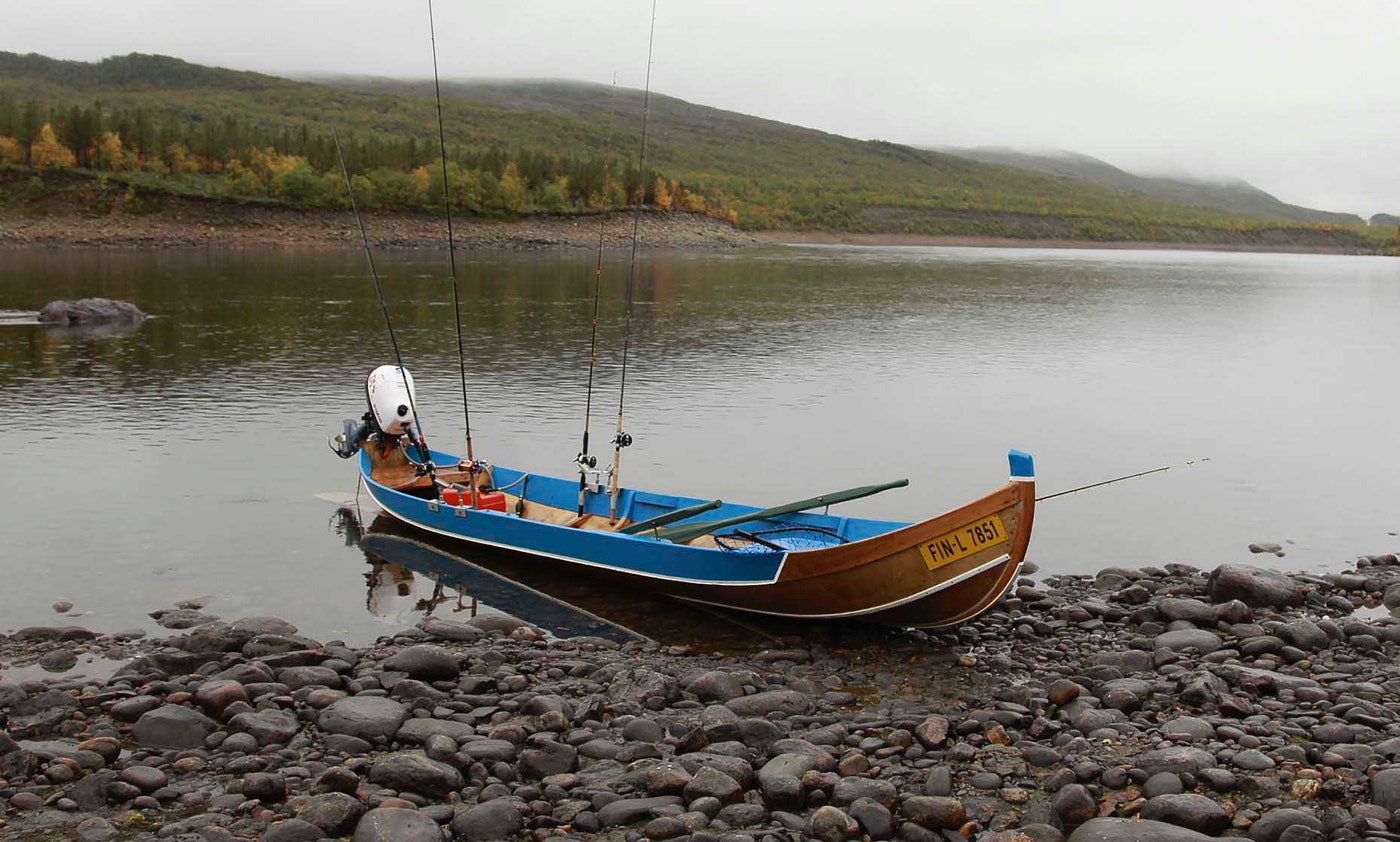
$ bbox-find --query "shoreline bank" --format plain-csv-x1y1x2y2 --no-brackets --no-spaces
0,208,1375,256
3,553,1400,841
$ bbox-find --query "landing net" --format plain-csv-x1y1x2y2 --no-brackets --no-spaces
713,526,847,554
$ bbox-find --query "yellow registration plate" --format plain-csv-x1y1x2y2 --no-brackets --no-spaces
919,515,1007,571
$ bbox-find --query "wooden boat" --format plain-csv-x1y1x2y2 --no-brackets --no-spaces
350,431,1035,628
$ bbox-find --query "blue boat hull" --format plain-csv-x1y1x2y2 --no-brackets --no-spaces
358,446,1035,627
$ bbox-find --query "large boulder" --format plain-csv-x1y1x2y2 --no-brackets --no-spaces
1068,817,1221,842
1139,793,1230,835
1373,767,1400,813
1206,564,1301,608
39,298,146,325
131,704,216,749
229,708,301,747
318,697,407,742
451,798,524,842
352,807,441,842
382,645,460,681
367,753,463,798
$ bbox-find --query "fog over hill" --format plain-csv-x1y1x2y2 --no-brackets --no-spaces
937,147,1364,226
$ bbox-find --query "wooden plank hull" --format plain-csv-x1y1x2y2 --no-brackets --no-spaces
359,446,1034,628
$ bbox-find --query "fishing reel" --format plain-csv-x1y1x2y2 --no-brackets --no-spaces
459,458,490,476
575,452,610,493
612,432,633,449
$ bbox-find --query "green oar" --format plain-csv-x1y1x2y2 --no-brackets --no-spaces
655,479,909,544
619,499,723,535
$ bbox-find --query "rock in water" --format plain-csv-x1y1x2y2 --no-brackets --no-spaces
39,298,147,325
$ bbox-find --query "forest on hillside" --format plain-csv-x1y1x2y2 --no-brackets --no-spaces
0,52,1395,253
0,93,713,221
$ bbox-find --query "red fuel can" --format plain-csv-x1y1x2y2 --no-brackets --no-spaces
474,490,507,512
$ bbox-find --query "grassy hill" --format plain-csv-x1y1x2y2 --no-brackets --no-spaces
0,52,1391,252
938,147,1362,225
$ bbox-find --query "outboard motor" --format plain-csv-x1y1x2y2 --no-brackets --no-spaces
330,365,420,459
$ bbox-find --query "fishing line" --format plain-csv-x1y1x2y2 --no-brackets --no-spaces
331,128,435,476
1035,457,1210,502
427,0,477,495
610,0,658,521
576,74,620,515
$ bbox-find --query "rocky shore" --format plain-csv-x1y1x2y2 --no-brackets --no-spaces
0,198,762,251
4,554,1400,842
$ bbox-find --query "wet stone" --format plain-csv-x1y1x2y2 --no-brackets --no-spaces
685,765,743,804
318,696,407,741
597,795,685,827
368,752,463,798
1231,749,1276,771
1066,817,1221,842
1248,808,1324,842
242,771,287,802
1139,793,1230,835
1207,564,1301,608
832,776,898,808
903,796,966,829
351,806,442,842
229,708,300,746
383,644,460,681
1154,629,1223,654
810,804,860,842
74,816,119,842
117,765,168,792
1054,783,1098,828
131,704,216,749
297,791,365,837
261,819,324,842
451,798,524,842
1138,746,1216,776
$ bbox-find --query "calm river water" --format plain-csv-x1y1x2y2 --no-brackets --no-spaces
2,245,1397,646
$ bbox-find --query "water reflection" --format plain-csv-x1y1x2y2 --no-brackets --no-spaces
42,320,147,341
340,507,798,649
3,246,1398,642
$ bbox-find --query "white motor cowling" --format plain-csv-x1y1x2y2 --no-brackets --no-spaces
366,365,419,436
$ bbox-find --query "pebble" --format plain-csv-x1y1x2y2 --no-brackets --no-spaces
0,554,1396,841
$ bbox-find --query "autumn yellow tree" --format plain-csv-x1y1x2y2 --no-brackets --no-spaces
0,136,22,166
96,131,128,171
652,176,672,211
29,123,77,170
494,161,527,213
166,142,201,174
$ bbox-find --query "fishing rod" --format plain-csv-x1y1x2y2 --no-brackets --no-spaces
331,128,435,478
576,74,620,515
1035,457,1210,502
609,0,658,522
427,0,478,505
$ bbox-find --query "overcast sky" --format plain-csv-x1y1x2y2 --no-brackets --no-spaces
5,1,1396,217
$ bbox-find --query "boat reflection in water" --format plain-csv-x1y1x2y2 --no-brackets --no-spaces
332,506,813,651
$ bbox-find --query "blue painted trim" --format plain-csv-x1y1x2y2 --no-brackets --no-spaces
1008,449,1035,481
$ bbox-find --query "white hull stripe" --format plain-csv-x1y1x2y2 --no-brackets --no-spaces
678,553,1015,620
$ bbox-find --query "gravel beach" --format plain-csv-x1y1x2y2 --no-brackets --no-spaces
3,554,1400,842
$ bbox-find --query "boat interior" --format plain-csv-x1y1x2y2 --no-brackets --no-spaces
364,440,910,551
